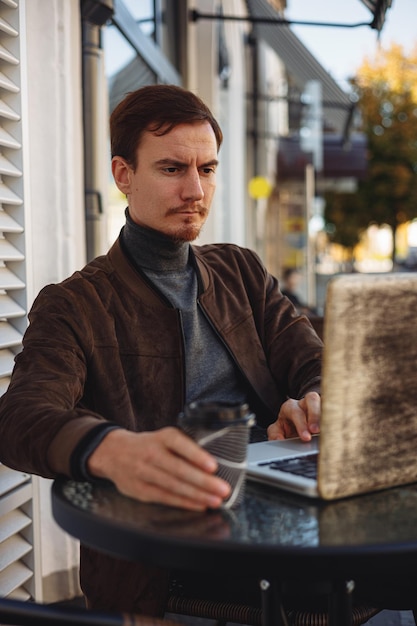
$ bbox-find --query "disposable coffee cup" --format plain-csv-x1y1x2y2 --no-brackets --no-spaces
178,401,256,509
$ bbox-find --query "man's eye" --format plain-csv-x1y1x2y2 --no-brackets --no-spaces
164,167,179,173
201,167,216,175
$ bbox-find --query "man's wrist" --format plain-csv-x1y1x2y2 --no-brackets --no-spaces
70,422,122,482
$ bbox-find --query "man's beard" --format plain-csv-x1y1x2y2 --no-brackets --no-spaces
169,221,205,243
166,205,208,243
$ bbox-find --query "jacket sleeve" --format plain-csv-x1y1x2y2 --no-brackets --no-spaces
263,267,323,400
0,283,110,479
220,244,323,403
194,243,322,422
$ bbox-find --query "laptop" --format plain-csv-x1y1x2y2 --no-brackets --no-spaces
247,272,417,500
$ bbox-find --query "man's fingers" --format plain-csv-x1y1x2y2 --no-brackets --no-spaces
267,418,296,440
133,439,231,504
267,393,321,442
300,392,321,434
162,427,219,472
106,427,231,510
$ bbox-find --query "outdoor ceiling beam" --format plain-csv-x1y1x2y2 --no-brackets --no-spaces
189,9,373,30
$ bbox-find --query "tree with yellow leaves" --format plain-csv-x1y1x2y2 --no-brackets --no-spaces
324,43,417,263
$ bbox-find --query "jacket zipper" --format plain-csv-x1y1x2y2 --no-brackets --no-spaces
176,308,187,410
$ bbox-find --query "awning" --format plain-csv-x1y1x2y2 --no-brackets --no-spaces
111,0,181,86
277,134,368,183
246,0,354,137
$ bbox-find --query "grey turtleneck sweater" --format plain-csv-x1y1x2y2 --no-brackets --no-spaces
121,213,248,407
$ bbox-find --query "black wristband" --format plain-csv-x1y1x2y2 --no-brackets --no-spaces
70,422,122,482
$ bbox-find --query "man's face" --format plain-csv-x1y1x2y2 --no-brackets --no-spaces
112,121,218,242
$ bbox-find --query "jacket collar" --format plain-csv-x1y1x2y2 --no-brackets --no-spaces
108,237,211,304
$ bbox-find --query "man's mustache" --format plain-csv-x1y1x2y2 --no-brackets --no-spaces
166,205,208,216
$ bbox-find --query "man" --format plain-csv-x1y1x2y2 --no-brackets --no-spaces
0,85,322,616
281,268,311,313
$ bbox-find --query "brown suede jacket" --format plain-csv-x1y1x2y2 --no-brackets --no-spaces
0,237,322,615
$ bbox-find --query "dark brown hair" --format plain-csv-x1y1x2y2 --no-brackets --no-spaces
110,84,223,169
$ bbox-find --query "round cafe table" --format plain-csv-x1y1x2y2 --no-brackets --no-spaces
52,478,417,626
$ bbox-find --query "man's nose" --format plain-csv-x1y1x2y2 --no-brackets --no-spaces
180,169,204,201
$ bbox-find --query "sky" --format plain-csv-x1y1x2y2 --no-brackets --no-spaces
285,0,417,93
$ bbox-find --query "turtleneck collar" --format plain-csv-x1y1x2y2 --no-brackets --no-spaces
121,209,191,272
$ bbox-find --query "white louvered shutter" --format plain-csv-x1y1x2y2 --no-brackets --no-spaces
0,0,41,602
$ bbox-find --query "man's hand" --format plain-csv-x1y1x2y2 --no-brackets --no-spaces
87,427,231,511
267,391,320,441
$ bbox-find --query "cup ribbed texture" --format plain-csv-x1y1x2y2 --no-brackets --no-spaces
179,403,255,509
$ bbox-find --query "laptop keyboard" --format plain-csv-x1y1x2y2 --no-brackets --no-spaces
258,453,318,479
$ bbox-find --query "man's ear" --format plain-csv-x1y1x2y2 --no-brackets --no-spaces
112,156,132,195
